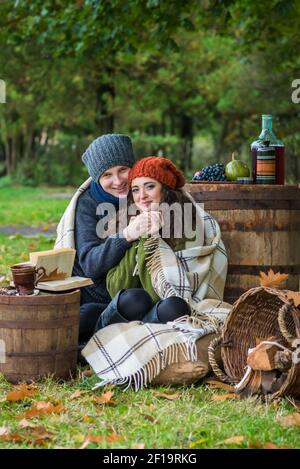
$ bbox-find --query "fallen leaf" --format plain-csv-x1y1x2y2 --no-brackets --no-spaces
106,432,124,443
211,393,240,401
25,426,54,446
0,431,23,443
259,269,288,288
18,419,38,429
0,426,10,436
278,412,300,427
17,401,63,419
264,442,284,449
81,368,93,378
205,379,235,392
79,435,103,449
70,390,85,400
248,441,261,449
153,391,181,400
140,413,156,423
189,438,208,448
285,291,300,307
82,415,95,423
6,384,38,402
92,391,115,405
131,443,145,449
223,435,245,445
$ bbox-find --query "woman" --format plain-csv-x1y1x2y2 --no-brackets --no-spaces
94,156,229,332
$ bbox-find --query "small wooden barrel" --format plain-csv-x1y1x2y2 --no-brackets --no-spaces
0,290,80,383
186,183,300,304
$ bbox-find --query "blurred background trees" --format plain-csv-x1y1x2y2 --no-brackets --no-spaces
0,0,299,186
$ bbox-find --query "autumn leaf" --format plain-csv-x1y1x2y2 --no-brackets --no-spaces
223,435,245,445
248,440,261,449
18,419,38,429
0,426,10,436
278,412,300,427
205,379,235,392
131,443,145,449
0,431,23,443
140,413,156,423
211,393,240,401
79,435,103,449
70,390,86,400
106,432,124,443
189,438,208,448
259,269,288,288
25,426,54,446
264,442,286,449
82,415,96,423
285,290,300,308
152,391,181,400
6,384,38,402
92,390,115,405
17,401,63,419
81,368,93,378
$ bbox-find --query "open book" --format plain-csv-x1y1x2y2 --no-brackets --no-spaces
37,276,93,292
28,248,93,292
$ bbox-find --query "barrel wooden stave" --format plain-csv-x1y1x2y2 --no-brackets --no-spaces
186,184,300,304
0,290,80,383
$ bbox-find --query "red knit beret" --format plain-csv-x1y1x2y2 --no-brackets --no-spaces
128,156,185,190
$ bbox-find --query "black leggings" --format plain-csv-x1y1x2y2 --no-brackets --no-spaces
118,288,191,323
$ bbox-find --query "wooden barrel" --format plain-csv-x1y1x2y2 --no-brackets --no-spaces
185,183,300,304
0,290,80,383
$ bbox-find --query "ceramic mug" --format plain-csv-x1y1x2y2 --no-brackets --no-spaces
10,263,46,295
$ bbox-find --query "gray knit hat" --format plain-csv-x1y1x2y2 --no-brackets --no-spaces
82,134,135,182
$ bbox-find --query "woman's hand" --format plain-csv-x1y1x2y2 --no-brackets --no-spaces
123,211,163,242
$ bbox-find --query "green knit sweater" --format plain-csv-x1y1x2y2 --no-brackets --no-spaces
106,237,160,304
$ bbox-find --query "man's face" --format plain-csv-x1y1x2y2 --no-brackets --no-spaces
99,166,131,197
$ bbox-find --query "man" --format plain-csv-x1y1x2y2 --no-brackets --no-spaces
55,134,136,347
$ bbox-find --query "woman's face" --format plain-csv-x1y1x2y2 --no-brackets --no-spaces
99,166,131,197
131,177,163,211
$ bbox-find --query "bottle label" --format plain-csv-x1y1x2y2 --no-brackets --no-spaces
256,154,276,184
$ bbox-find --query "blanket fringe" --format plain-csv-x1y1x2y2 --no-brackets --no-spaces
92,336,199,392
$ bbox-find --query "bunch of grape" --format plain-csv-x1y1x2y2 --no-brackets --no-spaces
193,163,227,181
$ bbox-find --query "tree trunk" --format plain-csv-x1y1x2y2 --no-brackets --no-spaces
11,136,17,172
95,81,115,134
180,114,193,172
24,129,35,161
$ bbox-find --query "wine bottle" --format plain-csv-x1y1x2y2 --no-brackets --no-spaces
250,114,285,184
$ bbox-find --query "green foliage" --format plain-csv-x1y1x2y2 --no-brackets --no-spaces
0,0,300,183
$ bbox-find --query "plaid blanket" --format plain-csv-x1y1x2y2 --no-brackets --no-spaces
54,178,92,249
82,193,232,390
82,319,210,391
143,192,231,330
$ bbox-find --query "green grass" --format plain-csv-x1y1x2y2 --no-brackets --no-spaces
0,373,299,449
0,185,74,226
0,185,300,449
0,233,55,278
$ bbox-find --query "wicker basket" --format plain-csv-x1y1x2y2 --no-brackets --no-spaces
208,286,300,399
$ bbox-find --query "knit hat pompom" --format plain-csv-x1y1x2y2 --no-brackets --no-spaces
128,156,185,190
82,134,135,182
